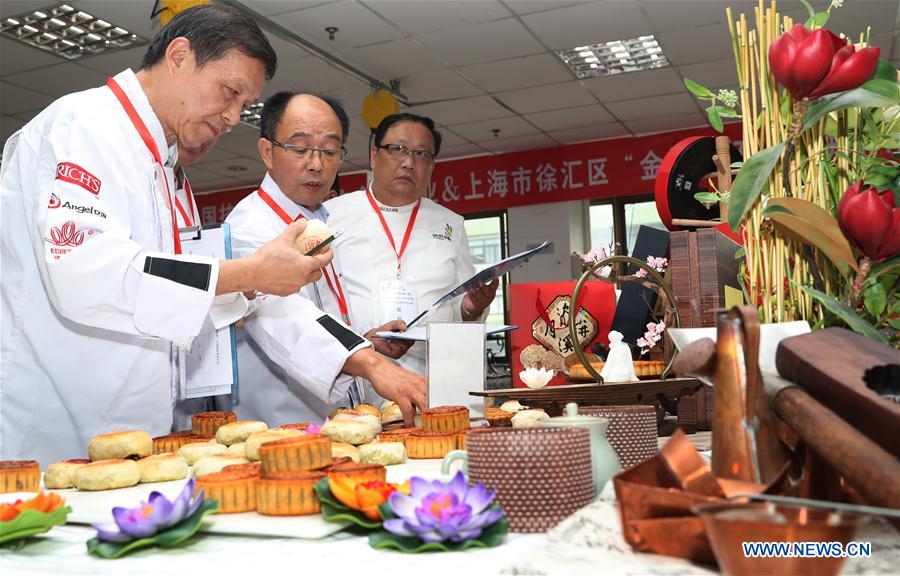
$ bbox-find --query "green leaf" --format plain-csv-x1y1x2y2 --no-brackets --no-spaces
799,285,888,343
864,282,888,318
367,506,509,553
706,105,724,132
0,506,71,544
873,59,898,82
683,78,714,98
313,477,381,529
86,500,218,559
869,258,900,280
803,84,900,131
765,197,858,275
728,143,784,231
694,192,720,204
734,246,746,260
799,0,815,18
804,11,829,29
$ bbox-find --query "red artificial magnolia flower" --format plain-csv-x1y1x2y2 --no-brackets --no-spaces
768,24,880,100
837,180,900,262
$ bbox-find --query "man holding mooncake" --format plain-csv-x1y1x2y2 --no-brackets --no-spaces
224,92,427,427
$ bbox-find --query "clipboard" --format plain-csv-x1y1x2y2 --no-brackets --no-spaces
177,223,239,399
375,324,517,342
407,241,552,327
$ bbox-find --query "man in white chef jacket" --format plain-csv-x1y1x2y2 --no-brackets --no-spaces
326,114,499,379
225,92,426,426
0,6,332,466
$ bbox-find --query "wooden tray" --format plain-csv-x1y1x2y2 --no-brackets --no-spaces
471,378,702,415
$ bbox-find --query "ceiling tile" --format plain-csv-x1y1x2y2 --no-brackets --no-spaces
414,17,543,67
435,142,489,161
4,62,106,98
191,146,242,166
1,115,27,143
623,112,708,135
524,104,615,132
458,53,572,92
194,156,265,178
76,46,146,76
584,66,685,102
547,122,631,144
0,1,55,17
70,0,160,40
241,0,340,16
495,80,597,114
433,127,468,147
362,0,510,35
448,115,539,141
0,37,63,76
521,1,652,50
340,38,445,79
638,1,760,34
214,129,265,157
398,68,482,104
656,22,733,66
275,1,405,51
503,1,594,16
0,81,55,115
407,95,514,125
677,58,740,91
605,92,699,121
821,0,899,36
263,56,357,96
478,133,559,154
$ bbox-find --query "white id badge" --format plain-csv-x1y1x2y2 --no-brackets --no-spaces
378,280,418,324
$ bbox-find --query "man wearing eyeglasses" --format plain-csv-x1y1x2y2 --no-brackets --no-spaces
223,93,427,427
326,113,499,381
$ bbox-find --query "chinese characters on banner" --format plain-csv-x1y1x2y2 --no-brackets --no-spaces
194,123,741,224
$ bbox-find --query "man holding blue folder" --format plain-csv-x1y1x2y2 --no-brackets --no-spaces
327,113,499,378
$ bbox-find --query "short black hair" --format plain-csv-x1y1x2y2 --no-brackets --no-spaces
259,92,350,143
373,113,442,157
140,4,277,81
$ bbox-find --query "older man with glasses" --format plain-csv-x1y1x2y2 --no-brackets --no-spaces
223,93,427,427
326,113,499,386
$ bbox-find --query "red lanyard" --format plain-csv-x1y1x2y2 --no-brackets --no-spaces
106,77,182,254
366,186,420,275
257,187,349,317
174,174,196,228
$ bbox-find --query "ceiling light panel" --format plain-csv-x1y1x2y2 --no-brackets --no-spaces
240,102,264,129
557,35,669,79
1,3,146,60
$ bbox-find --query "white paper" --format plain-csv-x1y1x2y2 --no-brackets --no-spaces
179,225,237,399
375,324,517,342
427,322,486,417
378,279,419,324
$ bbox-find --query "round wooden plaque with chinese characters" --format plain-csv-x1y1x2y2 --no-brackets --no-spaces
531,294,599,361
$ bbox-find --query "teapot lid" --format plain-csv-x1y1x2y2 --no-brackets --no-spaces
544,402,608,424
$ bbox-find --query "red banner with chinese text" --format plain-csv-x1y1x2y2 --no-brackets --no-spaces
194,123,741,224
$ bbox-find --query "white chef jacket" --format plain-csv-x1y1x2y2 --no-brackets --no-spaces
325,186,481,378
0,69,219,466
223,173,371,426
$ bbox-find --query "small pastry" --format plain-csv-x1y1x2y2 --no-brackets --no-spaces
406,431,456,459
330,442,360,463
178,441,227,465
43,459,91,489
153,431,213,455
499,400,527,414
332,413,382,434
257,471,325,516
222,462,261,476
73,459,140,491
421,406,469,434
138,454,189,483
195,468,258,513
321,419,376,445
215,421,268,446
376,427,419,444
326,462,386,485
278,423,310,432
225,442,246,457
258,434,331,476
192,455,250,478
244,429,305,461
88,430,152,461
352,404,381,418
380,401,403,424
321,457,353,471
456,431,468,451
359,442,406,466
0,460,40,493
191,411,237,437
511,409,550,428
485,407,513,427
295,218,331,254
328,407,354,419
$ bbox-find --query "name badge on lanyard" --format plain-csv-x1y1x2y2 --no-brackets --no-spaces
378,279,418,325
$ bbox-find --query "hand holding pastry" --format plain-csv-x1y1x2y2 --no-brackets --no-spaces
343,349,426,427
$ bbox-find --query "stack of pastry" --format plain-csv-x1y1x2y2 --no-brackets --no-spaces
404,406,469,458
191,411,237,437
0,461,40,493
257,471,324,516
569,360,665,380
152,430,213,454
194,466,259,514
257,434,331,476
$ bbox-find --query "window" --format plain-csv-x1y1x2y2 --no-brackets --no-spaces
464,214,506,326
623,200,666,255
588,195,666,257
589,202,615,252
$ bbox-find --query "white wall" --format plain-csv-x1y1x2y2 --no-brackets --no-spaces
507,199,590,284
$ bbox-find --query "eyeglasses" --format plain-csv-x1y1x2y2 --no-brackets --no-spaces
269,139,347,163
376,143,436,164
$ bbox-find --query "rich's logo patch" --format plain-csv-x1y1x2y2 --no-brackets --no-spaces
56,162,101,196
48,193,61,209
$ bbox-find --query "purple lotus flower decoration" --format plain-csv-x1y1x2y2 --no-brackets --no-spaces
383,471,504,544
92,479,204,543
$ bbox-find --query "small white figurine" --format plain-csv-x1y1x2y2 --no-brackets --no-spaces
600,330,638,383
519,367,554,389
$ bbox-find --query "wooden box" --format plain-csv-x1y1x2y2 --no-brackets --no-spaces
669,229,742,328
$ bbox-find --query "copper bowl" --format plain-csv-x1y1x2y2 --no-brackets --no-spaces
579,405,658,469
693,502,862,576
465,427,595,533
